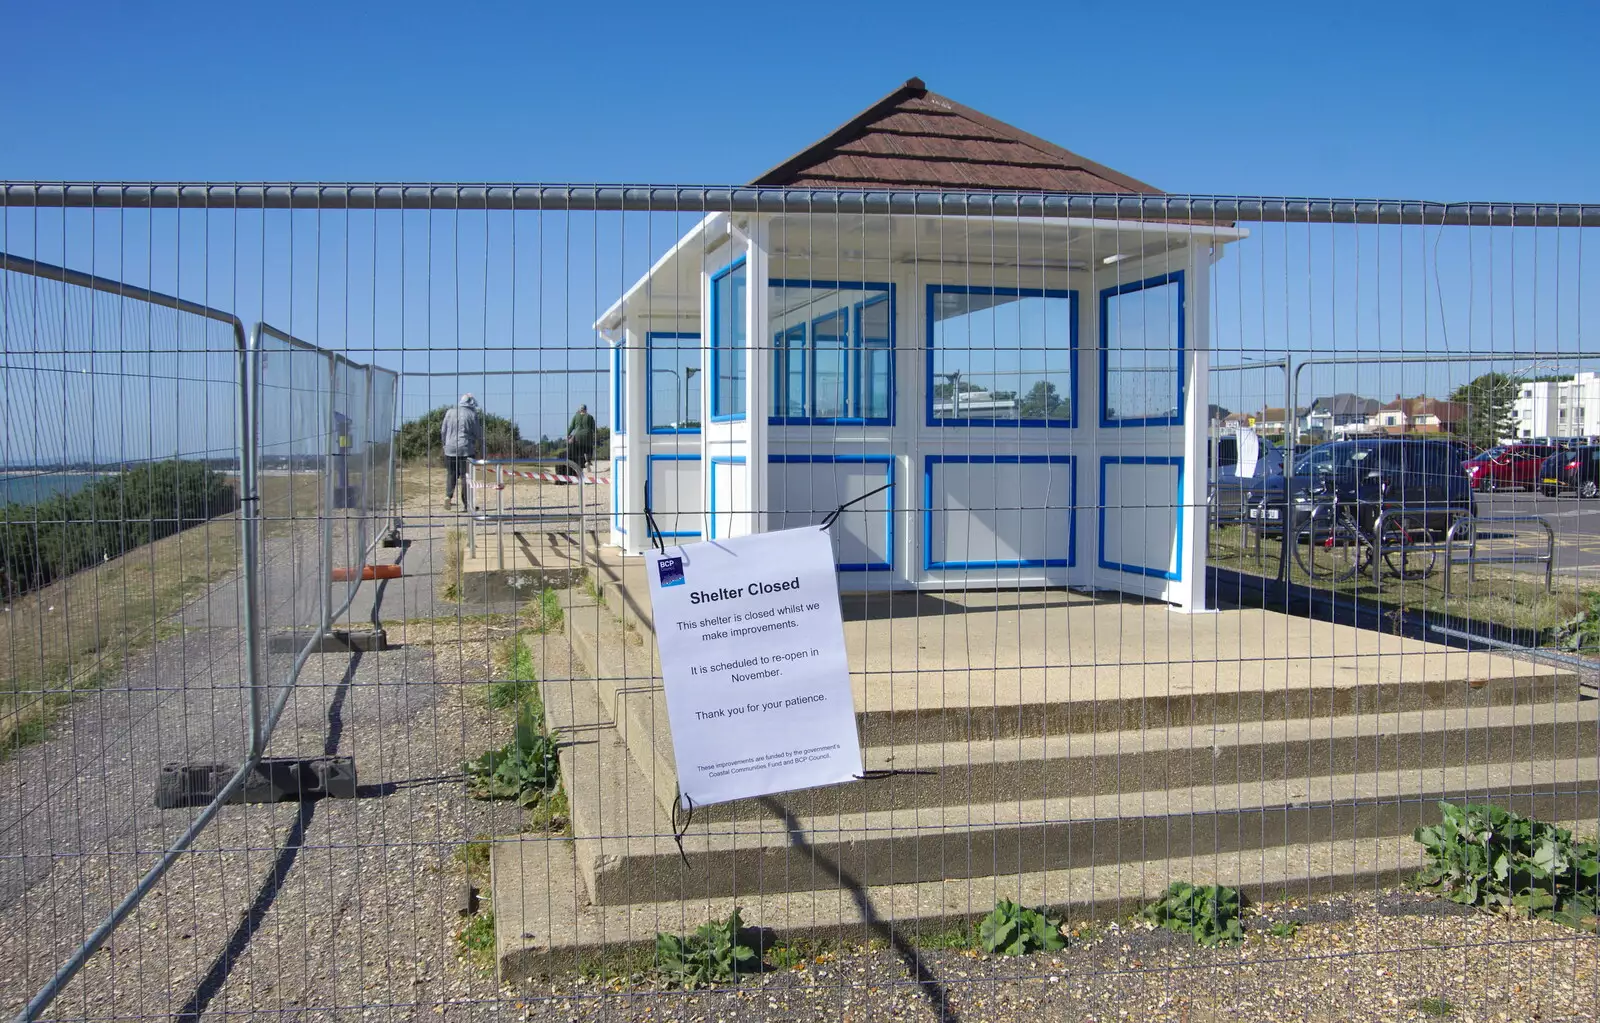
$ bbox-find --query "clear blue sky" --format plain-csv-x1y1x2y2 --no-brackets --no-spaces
3,0,1599,461
5,0,1597,199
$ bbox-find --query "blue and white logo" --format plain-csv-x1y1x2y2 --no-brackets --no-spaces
657,555,685,588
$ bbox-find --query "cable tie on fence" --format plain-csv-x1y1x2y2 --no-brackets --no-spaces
670,788,695,868
820,481,893,532
853,767,935,781
643,498,666,555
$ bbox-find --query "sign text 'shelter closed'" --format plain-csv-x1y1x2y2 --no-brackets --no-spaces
645,527,863,808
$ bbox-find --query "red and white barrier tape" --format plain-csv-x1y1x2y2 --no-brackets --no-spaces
479,468,610,486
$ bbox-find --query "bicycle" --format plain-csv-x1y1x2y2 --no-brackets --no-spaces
1291,483,1439,583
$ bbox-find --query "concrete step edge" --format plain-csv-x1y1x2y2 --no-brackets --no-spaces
493,827,1498,977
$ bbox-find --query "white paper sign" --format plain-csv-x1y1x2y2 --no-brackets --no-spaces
645,526,863,808
1235,427,1261,479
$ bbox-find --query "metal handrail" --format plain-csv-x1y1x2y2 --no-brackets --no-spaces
1443,514,1556,595
465,457,589,571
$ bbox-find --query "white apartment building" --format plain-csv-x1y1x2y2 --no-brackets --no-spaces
1515,371,1600,440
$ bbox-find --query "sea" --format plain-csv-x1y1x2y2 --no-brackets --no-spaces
0,471,102,507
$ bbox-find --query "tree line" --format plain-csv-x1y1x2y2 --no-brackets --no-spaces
0,460,236,600
396,406,609,463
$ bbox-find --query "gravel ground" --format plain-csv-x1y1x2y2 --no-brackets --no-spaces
504,890,1600,1023
1,491,536,1022
5,471,1600,1021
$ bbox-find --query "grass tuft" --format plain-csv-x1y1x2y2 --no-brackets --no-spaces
455,909,497,971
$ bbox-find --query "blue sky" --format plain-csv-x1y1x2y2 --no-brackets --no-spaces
6,0,1597,197
3,0,1599,459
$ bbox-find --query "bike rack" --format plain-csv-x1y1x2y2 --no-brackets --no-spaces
1442,514,1556,596
1368,508,1465,589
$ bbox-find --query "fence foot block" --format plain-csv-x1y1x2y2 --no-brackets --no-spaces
267,629,389,653
155,756,358,808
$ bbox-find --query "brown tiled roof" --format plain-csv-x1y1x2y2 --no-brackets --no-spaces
751,78,1162,194
1379,396,1467,423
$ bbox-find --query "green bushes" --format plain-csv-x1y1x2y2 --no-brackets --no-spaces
653,909,757,988
396,406,533,463
977,899,1066,955
1551,591,1600,652
0,460,234,599
463,701,560,807
1414,801,1600,926
1138,882,1245,946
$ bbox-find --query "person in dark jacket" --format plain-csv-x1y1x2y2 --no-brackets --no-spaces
566,403,597,472
440,394,483,511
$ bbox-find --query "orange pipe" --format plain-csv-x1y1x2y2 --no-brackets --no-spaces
331,564,403,581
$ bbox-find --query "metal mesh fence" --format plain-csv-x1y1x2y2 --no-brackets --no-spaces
1,189,1599,1023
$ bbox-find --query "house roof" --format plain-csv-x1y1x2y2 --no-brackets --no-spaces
1377,396,1467,422
1310,393,1381,418
1256,407,1307,422
751,78,1162,194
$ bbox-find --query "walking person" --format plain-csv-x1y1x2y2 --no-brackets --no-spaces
441,393,483,511
566,403,597,473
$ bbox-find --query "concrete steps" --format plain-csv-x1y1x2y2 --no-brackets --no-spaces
490,558,1596,971
544,651,1600,904
493,826,1506,980
566,574,1579,821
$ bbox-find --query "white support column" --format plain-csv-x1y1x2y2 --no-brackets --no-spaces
1173,247,1212,612
744,219,770,537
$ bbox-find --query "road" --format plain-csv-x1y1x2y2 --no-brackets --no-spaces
1475,490,1600,576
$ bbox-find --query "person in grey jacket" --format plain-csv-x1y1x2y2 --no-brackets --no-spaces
440,394,483,511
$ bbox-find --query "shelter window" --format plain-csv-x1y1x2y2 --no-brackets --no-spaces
711,261,747,420
770,281,894,425
928,286,1077,427
646,332,701,433
1101,271,1184,427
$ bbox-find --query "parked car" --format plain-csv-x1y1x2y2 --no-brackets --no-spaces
1210,432,1286,526
1539,446,1600,498
1244,438,1477,538
1462,444,1559,491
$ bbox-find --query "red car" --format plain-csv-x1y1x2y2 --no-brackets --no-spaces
1462,444,1559,491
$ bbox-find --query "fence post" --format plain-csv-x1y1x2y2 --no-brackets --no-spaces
322,354,337,637
243,326,266,757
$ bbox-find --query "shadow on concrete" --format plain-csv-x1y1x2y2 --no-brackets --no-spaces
757,795,962,1023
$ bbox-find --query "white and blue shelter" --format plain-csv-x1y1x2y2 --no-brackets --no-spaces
597,81,1245,610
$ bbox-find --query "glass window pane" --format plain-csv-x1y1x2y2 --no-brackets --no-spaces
859,298,891,420
773,323,806,418
812,309,848,419
931,288,1075,424
713,265,746,418
1102,275,1182,424
647,334,700,431
614,344,626,434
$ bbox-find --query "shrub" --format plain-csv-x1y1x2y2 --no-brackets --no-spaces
463,701,559,807
653,908,756,988
1138,882,1245,946
0,460,234,599
396,406,533,463
977,899,1065,955
1550,591,1600,652
1414,801,1600,927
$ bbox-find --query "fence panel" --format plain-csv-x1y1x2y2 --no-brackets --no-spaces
0,252,251,1019
1,190,1598,1023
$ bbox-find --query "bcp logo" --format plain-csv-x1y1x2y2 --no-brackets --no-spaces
657,555,685,588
